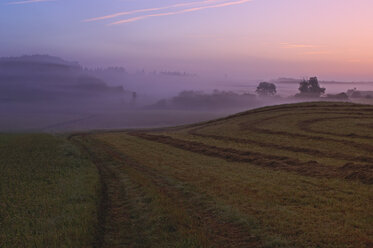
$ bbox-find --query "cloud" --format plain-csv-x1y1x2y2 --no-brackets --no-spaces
281,43,330,56
301,51,331,55
109,0,252,25
280,43,317,49
84,0,226,22
7,0,55,5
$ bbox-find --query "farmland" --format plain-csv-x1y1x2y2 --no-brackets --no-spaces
73,102,373,247
0,134,100,247
2,102,373,247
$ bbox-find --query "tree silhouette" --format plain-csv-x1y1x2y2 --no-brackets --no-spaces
298,77,325,97
256,82,277,96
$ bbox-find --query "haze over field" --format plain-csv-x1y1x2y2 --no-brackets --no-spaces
2,0,373,132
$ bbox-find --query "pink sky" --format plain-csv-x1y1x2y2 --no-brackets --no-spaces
2,0,373,80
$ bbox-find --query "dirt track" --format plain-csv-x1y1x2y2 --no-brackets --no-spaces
72,134,262,248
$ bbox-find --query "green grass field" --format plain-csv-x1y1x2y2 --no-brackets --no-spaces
2,102,373,247
0,134,100,247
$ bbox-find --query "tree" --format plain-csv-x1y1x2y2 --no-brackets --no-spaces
256,82,277,96
298,77,325,97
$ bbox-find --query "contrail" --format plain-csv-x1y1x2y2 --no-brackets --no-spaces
7,0,54,5
84,0,226,22
109,0,252,25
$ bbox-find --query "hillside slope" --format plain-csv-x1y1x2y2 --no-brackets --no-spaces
73,102,373,248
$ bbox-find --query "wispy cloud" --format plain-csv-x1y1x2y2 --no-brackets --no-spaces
109,0,252,25
7,0,55,5
301,51,331,55
280,43,317,49
84,0,226,22
281,43,330,56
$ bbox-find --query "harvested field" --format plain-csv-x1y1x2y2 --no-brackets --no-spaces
72,102,373,248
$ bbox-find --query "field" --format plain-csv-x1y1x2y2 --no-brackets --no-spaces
0,134,100,247
2,102,373,247
72,102,373,248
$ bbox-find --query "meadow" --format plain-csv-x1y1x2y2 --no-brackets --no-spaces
0,134,100,247
2,102,372,247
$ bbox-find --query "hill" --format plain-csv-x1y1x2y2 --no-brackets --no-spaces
0,55,124,104
1,102,372,247
70,101,373,248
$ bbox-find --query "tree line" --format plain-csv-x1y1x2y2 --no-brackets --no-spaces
256,77,327,98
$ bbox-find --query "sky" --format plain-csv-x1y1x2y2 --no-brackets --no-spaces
2,0,373,81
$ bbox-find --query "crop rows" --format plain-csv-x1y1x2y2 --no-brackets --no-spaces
74,102,373,247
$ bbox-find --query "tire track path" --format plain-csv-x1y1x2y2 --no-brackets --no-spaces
130,132,373,184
